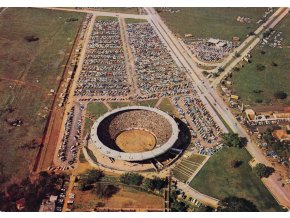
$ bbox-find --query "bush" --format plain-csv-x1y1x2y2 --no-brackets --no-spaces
253,163,275,178
120,173,144,186
274,91,287,100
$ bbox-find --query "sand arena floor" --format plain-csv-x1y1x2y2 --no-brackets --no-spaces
115,129,156,153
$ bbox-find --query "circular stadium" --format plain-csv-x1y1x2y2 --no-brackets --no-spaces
90,106,179,162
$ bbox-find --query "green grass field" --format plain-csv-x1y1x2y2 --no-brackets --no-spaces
231,15,290,106
109,99,159,109
125,18,147,24
158,98,177,115
84,117,94,136
158,8,272,41
189,147,283,212
0,8,83,187
86,102,108,120
108,101,134,109
93,7,140,14
96,16,118,21
135,99,159,107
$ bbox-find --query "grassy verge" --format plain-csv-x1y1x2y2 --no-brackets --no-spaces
125,18,147,24
86,102,108,120
96,16,118,21
158,98,177,115
93,7,140,14
189,147,283,212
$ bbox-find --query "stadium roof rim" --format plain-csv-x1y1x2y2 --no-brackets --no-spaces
90,106,179,161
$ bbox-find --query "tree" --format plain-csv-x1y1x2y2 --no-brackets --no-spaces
143,177,167,191
218,197,258,212
152,177,167,190
222,133,246,148
143,178,155,190
171,200,189,212
120,173,144,186
256,64,265,71
234,52,241,58
230,160,243,168
92,183,119,199
274,91,287,100
253,163,275,178
218,67,224,73
80,170,104,187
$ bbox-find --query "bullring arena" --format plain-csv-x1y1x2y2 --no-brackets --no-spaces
86,106,183,171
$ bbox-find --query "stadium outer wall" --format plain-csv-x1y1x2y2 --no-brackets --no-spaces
90,106,179,161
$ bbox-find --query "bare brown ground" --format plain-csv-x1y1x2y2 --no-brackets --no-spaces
39,107,65,171
115,129,156,153
74,186,164,211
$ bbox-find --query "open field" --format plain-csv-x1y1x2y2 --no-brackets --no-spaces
109,99,159,109
92,7,140,15
125,18,147,24
189,147,283,211
0,8,83,187
232,15,290,106
86,102,108,120
96,16,118,21
84,117,94,136
158,8,271,41
158,97,178,115
84,102,108,136
172,154,206,183
73,184,164,211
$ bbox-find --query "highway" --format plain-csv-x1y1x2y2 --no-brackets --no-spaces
145,7,290,209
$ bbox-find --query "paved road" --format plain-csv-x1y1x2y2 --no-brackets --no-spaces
53,13,97,166
145,7,290,209
43,7,148,19
176,180,219,209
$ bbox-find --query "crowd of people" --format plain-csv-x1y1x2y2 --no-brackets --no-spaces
75,20,130,97
57,106,82,166
98,110,173,147
127,22,192,97
185,39,233,63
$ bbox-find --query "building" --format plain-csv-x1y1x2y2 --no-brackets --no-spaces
38,195,58,212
